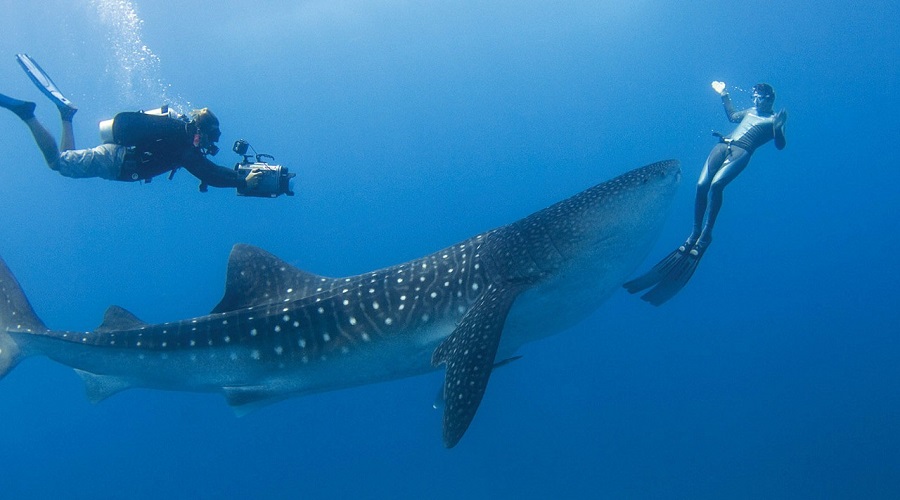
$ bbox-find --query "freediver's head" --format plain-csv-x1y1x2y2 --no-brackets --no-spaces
751,83,776,111
190,108,221,155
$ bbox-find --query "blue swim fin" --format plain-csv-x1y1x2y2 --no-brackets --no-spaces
15,53,77,118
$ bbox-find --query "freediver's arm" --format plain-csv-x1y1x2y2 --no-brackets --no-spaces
721,92,748,123
773,108,788,150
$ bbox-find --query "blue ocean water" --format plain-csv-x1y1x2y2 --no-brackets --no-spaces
1,1,898,498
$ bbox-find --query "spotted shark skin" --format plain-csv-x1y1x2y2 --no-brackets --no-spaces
0,159,680,447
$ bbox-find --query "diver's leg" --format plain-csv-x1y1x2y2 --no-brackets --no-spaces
60,117,75,151
23,117,62,168
689,144,729,245
0,93,36,120
696,149,751,249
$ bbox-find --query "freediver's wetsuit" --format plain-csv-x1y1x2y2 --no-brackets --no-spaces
692,93,787,243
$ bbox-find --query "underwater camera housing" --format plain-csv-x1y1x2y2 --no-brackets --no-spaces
232,139,295,198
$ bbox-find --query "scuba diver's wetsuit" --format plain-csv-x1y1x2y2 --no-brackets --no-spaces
100,112,246,190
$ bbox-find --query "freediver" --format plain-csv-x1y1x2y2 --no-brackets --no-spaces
624,80,788,305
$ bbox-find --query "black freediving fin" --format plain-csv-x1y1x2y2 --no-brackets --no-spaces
639,245,707,306
623,247,688,294
15,53,77,114
431,282,525,448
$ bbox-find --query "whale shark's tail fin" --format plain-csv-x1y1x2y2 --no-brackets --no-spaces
0,256,46,379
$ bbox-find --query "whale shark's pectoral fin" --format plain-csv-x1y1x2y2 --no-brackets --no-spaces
75,369,133,403
431,282,525,448
223,386,285,417
432,355,524,410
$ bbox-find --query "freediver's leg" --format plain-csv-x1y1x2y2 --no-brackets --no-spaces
689,143,729,245
695,148,751,248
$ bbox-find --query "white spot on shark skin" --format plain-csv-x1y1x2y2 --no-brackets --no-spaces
283,315,290,322
361,333,370,342
318,307,325,314
422,314,430,322
299,339,307,348
250,329,258,336
323,333,331,342
230,352,238,361
472,283,480,291
251,350,261,360
385,318,393,325
399,304,405,310
431,292,438,298
400,295,407,301
275,346,283,355
162,342,167,348
397,278,404,284
350,317,357,326
225,336,232,343
222,320,228,325
373,301,380,310
136,341,142,347
190,340,196,346
369,288,375,294
343,300,350,306
287,288,293,293
274,326,281,333
293,321,300,328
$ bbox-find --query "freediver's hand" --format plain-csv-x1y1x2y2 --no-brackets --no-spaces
774,108,788,128
245,168,263,188
711,81,727,95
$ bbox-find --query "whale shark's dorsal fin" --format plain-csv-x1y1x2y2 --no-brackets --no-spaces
96,305,147,333
211,244,337,314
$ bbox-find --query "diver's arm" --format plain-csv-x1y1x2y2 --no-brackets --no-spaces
182,152,247,191
773,109,788,150
721,92,747,123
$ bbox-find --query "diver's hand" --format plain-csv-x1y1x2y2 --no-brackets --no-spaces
774,108,788,128
711,81,727,95
245,168,263,188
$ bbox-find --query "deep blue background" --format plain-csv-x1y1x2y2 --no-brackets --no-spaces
1,1,898,498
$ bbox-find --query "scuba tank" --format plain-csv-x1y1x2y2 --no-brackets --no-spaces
99,105,183,144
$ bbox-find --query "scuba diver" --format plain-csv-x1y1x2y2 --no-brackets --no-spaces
0,53,262,192
624,81,788,305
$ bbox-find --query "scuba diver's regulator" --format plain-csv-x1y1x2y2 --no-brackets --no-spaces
232,139,295,198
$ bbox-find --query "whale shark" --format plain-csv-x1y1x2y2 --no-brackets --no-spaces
0,159,680,447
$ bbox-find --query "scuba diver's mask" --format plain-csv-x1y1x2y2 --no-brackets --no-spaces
190,108,221,156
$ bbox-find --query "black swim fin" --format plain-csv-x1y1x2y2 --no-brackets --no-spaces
623,247,688,294
638,245,707,306
15,53,77,118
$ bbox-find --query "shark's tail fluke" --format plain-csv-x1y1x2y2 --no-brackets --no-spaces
0,256,47,379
